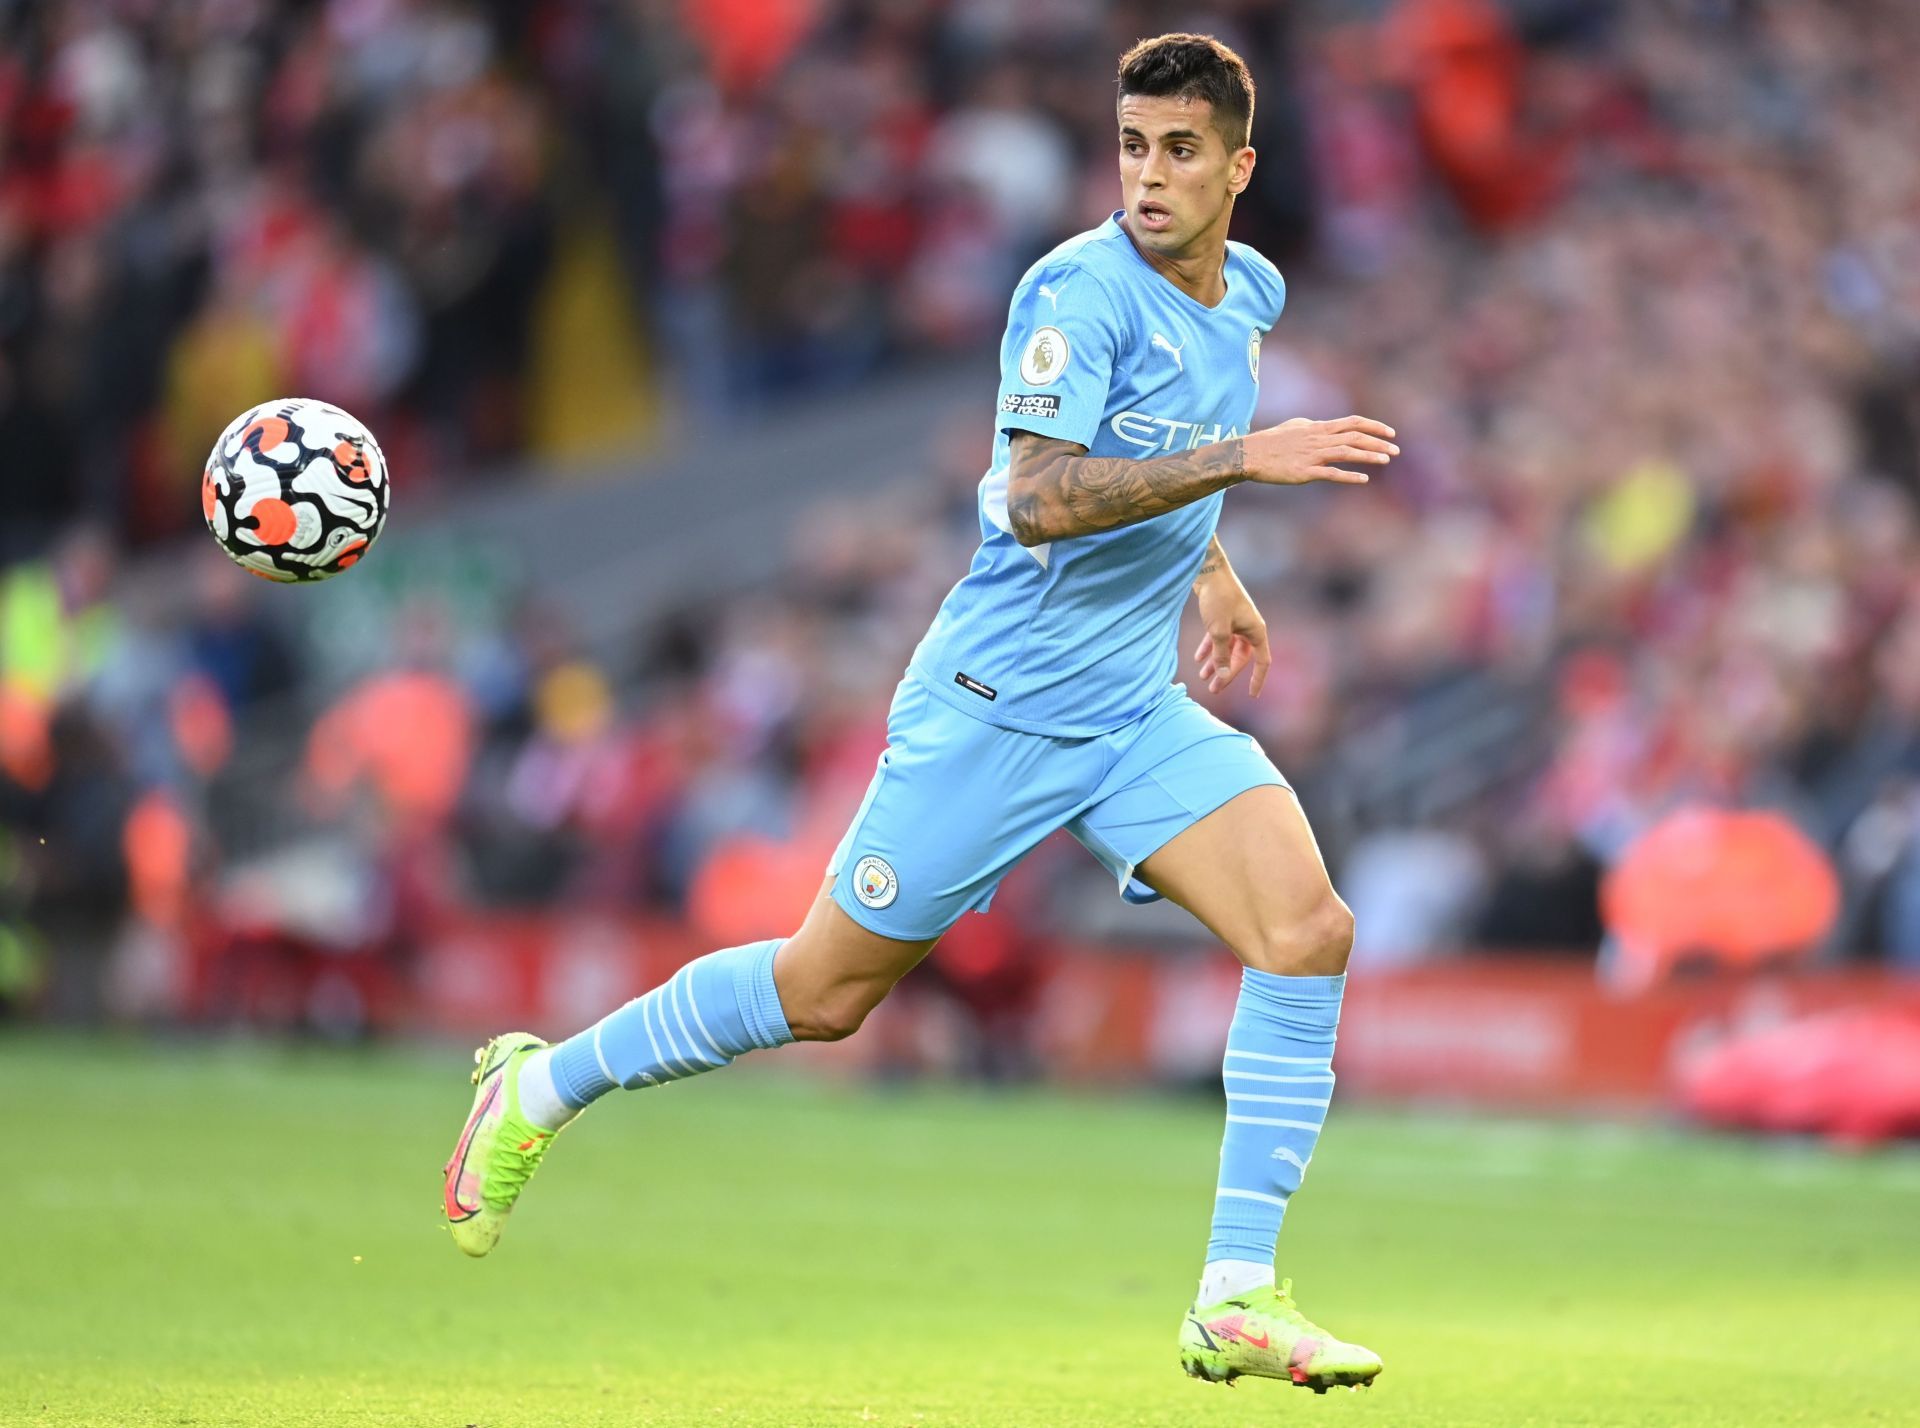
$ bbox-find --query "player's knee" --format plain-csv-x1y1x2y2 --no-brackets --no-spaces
786,984,883,1043
1241,893,1354,977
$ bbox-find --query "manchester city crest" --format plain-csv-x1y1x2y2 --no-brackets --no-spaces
852,854,899,910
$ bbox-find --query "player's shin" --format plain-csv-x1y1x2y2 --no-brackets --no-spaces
1199,967,1343,1305
519,939,794,1130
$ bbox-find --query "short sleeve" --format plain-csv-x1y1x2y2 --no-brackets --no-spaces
994,266,1122,449
1229,241,1287,332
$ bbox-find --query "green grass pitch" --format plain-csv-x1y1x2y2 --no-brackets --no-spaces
5,1036,1918,1427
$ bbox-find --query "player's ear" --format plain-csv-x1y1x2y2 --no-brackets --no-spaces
1227,145,1255,196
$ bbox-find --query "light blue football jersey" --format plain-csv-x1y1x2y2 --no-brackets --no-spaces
907,212,1286,737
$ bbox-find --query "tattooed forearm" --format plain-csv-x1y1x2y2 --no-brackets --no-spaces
1193,535,1227,583
1005,432,1246,546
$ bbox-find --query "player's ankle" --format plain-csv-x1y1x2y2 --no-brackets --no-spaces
1198,1258,1274,1304
516,1048,582,1132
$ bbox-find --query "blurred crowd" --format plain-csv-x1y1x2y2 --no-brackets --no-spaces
1270,0,1920,975
10,0,1920,1029
0,0,1302,554
1,0,562,556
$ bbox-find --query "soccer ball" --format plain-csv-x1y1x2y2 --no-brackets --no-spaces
201,398,390,582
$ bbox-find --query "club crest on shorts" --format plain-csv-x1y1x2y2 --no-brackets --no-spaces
852,855,899,909
1248,328,1261,382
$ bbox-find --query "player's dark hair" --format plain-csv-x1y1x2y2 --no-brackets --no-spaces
1117,33,1255,150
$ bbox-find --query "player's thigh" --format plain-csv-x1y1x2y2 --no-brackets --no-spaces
1135,783,1354,976
826,678,1095,940
774,878,940,1042
1068,690,1288,913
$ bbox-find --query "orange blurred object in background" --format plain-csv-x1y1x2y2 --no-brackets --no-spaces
303,672,475,826
1602,807,1842,988
123,789,192,930
679,0,819,94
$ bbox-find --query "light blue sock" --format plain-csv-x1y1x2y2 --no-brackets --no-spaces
548,939,792,1108
1206,968,1344,1270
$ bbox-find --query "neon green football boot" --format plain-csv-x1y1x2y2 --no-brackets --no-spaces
1179,1280,1383,1393
441,1032,570,1257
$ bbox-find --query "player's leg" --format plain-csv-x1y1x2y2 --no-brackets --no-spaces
1134,785,1377,1390
1132,784,1348,1264
535,878,939,1110
445,676,1089,1256
442,891,934,1257
1069,702,1377,1389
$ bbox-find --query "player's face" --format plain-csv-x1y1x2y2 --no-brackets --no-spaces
1117,95,1254,257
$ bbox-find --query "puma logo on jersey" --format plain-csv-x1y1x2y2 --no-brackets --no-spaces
1037,282,1065,310
1151,332,1185,371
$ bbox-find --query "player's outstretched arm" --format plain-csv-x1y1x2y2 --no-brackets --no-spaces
1006,431,1242,545
1005,416,1397,546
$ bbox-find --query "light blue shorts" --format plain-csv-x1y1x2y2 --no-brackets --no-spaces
827,674,1288,940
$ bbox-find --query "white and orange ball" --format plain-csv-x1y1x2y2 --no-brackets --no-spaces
202,398,390,582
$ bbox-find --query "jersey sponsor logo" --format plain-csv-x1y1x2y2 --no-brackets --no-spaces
1000,393,1060,420
954,671,998,701
1248,329,1261,381
1019,326,1070,386
1109,410,1244,452
1037,281,1067,310
1150,331,1186,372
852,855,899,910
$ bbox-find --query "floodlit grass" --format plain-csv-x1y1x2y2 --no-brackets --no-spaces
5,1035,1917,1426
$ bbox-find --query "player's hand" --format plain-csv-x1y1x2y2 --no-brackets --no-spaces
1240,415,1397,486
1193,563,1272,698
